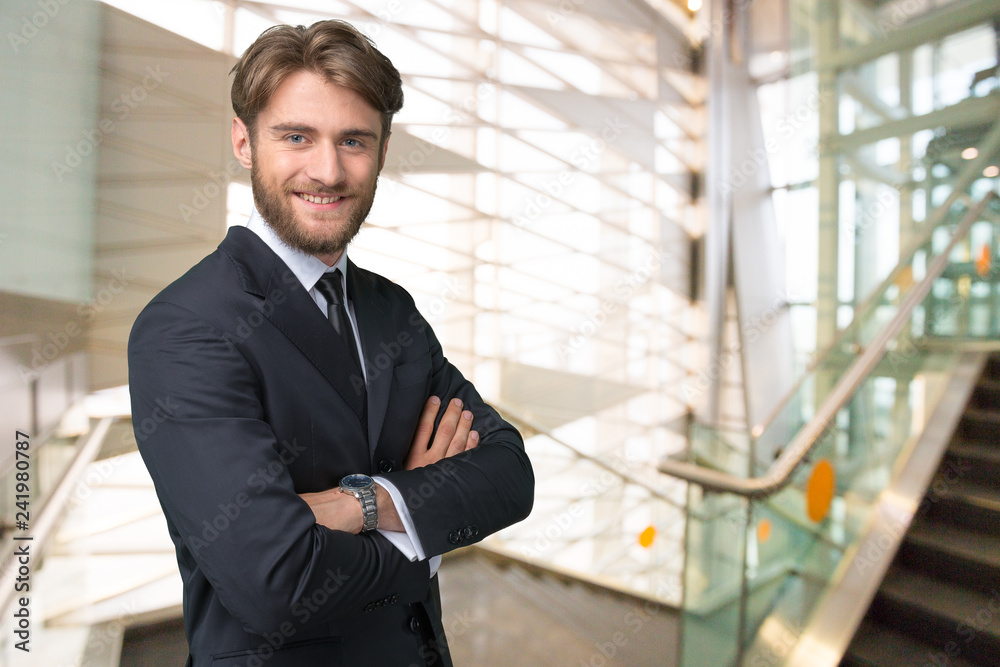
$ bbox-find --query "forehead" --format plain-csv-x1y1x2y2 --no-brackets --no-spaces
261,69,381,132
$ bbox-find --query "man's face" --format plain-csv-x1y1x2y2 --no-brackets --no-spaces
231,69,388,265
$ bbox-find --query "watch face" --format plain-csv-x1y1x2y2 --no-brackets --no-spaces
341,474,374,491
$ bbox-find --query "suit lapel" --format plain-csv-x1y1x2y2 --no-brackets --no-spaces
348,260,393,455
220,227,366,424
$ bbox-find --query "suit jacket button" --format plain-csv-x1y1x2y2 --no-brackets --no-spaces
471,525,479,536
409,616,421,633
462,526,474,539
448,531,461,544
378,458,394,473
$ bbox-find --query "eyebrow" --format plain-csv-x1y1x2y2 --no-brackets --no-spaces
269,123,317,134
268,123,379,141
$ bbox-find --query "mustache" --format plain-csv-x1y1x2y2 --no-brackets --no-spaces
284,183,356,197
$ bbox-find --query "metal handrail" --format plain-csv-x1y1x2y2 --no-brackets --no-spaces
658,191,998,497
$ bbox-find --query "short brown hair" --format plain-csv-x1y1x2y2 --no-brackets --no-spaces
230,20,403,143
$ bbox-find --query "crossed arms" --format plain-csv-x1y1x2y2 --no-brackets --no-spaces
299,395,479,534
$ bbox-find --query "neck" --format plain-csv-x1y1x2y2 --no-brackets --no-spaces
316,249,344,267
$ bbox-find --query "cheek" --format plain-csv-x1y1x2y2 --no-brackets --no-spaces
345,155,379,181
259,153,301,182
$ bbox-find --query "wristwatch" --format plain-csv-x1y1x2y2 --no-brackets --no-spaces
340,474,378,532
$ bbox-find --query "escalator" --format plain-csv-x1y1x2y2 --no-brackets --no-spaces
663,190,1000,666
843,354,1000,667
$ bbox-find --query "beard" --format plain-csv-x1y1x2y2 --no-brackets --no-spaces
250,161,378,258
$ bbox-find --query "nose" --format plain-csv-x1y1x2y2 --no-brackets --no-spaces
305,141,345,188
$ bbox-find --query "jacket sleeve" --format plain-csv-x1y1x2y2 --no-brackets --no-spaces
379,305,535,557
128,300,430,636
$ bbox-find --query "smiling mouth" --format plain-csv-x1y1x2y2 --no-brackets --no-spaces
296,193,344,204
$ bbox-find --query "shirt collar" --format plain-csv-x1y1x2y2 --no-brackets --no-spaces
244,206,350,295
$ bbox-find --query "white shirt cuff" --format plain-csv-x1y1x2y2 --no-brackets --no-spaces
373,477,441,577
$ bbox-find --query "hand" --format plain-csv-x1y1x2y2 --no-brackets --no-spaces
300,484,402,533
298,488,363,534
404,396,479,470
301,396,479,533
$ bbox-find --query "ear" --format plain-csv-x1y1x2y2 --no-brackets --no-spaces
378,132,391,172
231,117,253,169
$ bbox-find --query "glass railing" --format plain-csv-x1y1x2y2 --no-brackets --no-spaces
0,423,89,567
673,190,1000,666
0,416,115,621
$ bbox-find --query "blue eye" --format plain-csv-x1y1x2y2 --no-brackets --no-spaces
344,138,362,148
288,134,305,144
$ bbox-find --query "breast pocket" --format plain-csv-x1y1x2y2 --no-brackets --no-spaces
393,355,432,389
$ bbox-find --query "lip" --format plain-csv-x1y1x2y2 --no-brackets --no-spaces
293,191,348,211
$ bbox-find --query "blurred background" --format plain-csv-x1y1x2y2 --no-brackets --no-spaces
0,0,998,664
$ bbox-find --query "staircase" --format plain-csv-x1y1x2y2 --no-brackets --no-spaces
842,355,1000,666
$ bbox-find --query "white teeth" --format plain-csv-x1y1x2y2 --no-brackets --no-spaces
297,193,342,204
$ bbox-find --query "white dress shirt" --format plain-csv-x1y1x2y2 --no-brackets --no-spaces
245,208,441,576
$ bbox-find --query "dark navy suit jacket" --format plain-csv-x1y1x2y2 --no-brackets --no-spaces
128,226,534,666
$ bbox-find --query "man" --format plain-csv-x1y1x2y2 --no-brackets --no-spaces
128,19,534,667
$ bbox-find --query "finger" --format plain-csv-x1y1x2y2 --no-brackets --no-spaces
446,410,473,457
466,430,479,451
412,396,441,452
428,398,462,453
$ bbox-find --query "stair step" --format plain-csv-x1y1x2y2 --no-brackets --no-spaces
945,440,1000,485
844,356,1000,665
873,566,1000,665
841,617,980,667
969,379,1000,410
984,355,1000,380
899,520,1000,593
924,478,1000,533
957,408,1000,441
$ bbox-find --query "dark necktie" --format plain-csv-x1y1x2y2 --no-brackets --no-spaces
315,270,365,383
